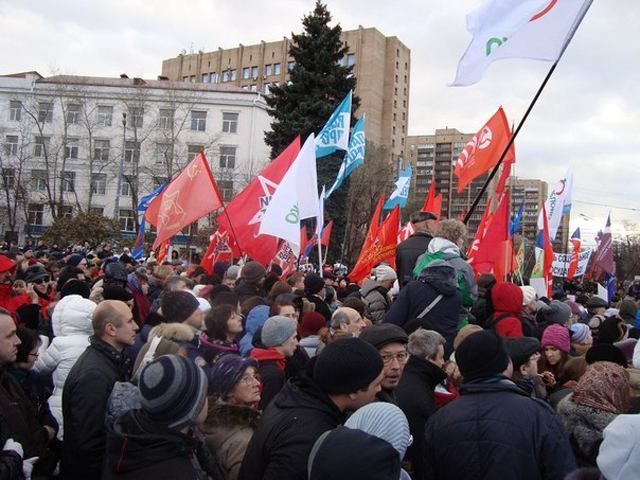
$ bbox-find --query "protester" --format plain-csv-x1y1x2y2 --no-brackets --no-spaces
519,285,541,337
539,323,571,392
570,323,593,356
234,262,267,301
239,304,270,357
132,322,191,372
485,282,524,337
586,295,608,340
0,255,30,313
160,290,206,365
360,265,396,324
396,211,437,287
469,273,496,328
297,311,326,358
596,414,640,479
303,273,332,321
503,336,546,399
199,304,243,362
318,307,366,352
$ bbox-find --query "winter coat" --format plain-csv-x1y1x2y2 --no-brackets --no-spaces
6,367,58,439
360,279,391,324
126,323,152,366
33,294,95,440
61,336,131,480
250,348,286,411
239,305,270,357
234,279,266,302
299,335,320,358
396,231,433,287
485,282,524,337
385,261,462,357
103,410,208,480
424,377,576,480
202,401,260,480
395,355,447,480
0,415,23,480
304,294,332,322
557,393,618,467
128,273,151,326
238,375,345,480
199,332,240,362
132,322,198,372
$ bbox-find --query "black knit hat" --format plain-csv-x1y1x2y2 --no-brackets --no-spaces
60,279,91,299
139,355,208,430
161,290,200,323
503,337,540,370
359,324,408,350
304,274,325,295
103,285,134,302
456,330,510,382
314,337,383,394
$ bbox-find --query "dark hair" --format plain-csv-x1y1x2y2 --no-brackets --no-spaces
15,328,41,364
142,311,166,328
205,304,237,340
200,274,221,285
56,266,85,291
270,301,295,318
240,296,270,318
190,266,208,279
211,291,238,308
268,281,292,300
286,272,304,288
342,297,367,317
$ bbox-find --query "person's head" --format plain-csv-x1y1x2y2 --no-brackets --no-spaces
330,307,366,336
586,295,608,315
585,344,628,368
205,354,260,407
456,330,511,382
240,261,267,286
599,317,629,344
297,311,326,338
341,297,367,318
314,337,385,412
0,255,16,283
162,275,188,293
541,324,571,366
205,304,243,341
373,265,397,290
540,300,572,326
14,327,41,370
222,265,240,288
504,337,541,381
92,300,139,351
573,361,631,414
360,324,408,390
435,219,468,250
139,354,209,430
25,264,52,294
286,271,305,291
408,328,446,369
304,273,326,298
210,289,239,310
270,301,298,323
453,324,483,352
491,282,524,315
571,323,593,347
161,290,204,330
262,315,298,357
410,211,438,234
268,281,292,300
59,278,91,299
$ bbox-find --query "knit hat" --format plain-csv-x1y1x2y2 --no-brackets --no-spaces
359,324,408,350
586,295,608,309
503,337,540,370
205,354,258,398
541,324,571,353
261,315,297,347
240,261,266,284
540,300,571,325
613,338,637,363
570,323,591,344
345,402,411,459
138,355,208,430
298,311,327,338
60,279,91,299
304,273,325,295
225,265,240,281
102,285,134,302
374,265,397,282
161,290,200,323
67,254,84,267
453,324,483,351
455,330,510,382
314,337,384,394
586,344,627,368
520,286,537,306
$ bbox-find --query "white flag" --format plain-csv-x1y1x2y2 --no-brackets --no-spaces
537,169,573,241
259,134,320,253
452,0,592,86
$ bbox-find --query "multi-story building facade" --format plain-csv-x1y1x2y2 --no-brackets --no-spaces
161,26,411,164
0,71,270,242
509,178,548,243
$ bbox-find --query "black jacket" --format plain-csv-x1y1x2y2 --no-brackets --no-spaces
424,377,576,480
0,416,22,480
305,294,332,322
396,232,433,286
395,355,446,480
234,279,266,302
61,336,131,480
238,375,345,480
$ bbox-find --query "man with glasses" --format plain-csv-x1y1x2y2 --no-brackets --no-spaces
359,323,409,404
504,336,546,399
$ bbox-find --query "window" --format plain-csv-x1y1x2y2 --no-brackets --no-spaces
287,61,295,72
191,111,207,131
219,146,236,169
65,138,79,159
265,64,272,76
34,137,49,157
264,83,270,95
4,136,18,156
180,222,199,236
38,102,53,123
9,101,21,121
119,209,135,232
159,108,174,129
89,207,104,216
120,176,131,196
2,168,14,188
152,176,167,188
251,66,258,79
27,204,44,226
130,107,144,128
97,105,113,126
218,180,233,201
66,104,81,124
61,205,73,218
94,139,110,161
222,70,229,82
202,73,209,83
31,170,47,192
222,112,239,133
242,67,250,80
91,173,107,195
273,63,281,75
187,144,203,161
250,85,257,92
230,69,237,81
347,53,355,66
61,171,75,192
155,143,171,165
124,141,141,163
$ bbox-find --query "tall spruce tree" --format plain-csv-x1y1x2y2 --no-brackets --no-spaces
265,1,360,264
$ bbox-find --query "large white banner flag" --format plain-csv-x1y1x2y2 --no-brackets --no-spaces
452,0,592,86
259,134,320,253
552,248,592,278
538,169,573,241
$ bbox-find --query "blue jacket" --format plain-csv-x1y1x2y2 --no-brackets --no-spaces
239,305,270,357
424,377,576,480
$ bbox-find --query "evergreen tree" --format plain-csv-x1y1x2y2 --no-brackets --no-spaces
265,1,360,263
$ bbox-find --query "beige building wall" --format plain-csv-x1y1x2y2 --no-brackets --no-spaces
161,26,410,163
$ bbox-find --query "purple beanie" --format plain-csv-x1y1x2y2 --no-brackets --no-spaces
541,324,571,353
204,354,258,398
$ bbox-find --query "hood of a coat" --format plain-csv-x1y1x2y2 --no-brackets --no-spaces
417,260,458,296
244,305,270,336
427,237,461,259
272,375,344,421
148,322,195,342
52,294,96,337
491,282,524,315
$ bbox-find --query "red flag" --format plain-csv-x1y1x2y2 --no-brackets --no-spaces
397,222,415,243
363,196,385,250
470,192,510,279
541,203,554,297
147,152,223,249
349,205,400,282
467,197,492,261
320,220,333,247
421,183,443,219
216,137,301,265
591,214,614,280
495,126,516,197
200,227,240,274
567,228,581,280
299,226,310,257
454,107,511,192
156,240,170,264
272,241,298,279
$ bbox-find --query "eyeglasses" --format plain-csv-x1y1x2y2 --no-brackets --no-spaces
32,277,50,284
239,373,261,386
380,352,409,366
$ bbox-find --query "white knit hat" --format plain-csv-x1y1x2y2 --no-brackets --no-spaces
345,402,411,459
520,286,537,306
375,265,397,282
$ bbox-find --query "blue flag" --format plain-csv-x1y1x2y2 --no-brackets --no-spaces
315,91,352,158
509,201,524,236
137,182,167,212
383,165,412,209
132,182,167,260
325,115,365,199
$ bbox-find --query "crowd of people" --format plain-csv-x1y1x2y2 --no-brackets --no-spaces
0,215,639,479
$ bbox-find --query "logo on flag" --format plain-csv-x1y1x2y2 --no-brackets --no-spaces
316,91,352,158
384,165,412,209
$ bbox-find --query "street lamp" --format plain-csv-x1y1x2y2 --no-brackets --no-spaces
114,112,127,222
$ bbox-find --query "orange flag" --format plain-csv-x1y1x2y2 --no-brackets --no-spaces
147,152,223,250
454,106,511,192
349,205,400,282
421,182,443,219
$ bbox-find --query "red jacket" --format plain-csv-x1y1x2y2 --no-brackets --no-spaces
488,282,524,337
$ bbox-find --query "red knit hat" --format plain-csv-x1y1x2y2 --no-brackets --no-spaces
541,324,571,353
298,311,327,338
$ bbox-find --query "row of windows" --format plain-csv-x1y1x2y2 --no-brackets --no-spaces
190,61,296,84
7,101,240,134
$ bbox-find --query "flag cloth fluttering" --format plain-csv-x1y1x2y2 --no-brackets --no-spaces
384,165,412,209
200,227,240,274
397,222,415,243
567,227,582,280
509,202,524,236
132,182,167,260
591,214,614,280
271,241,298,279
537,169,573,241
325,114,365,198
421,182,443,219
469,192,510,280
315,91,352,158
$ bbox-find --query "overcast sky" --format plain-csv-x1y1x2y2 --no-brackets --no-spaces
1,0,638,243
